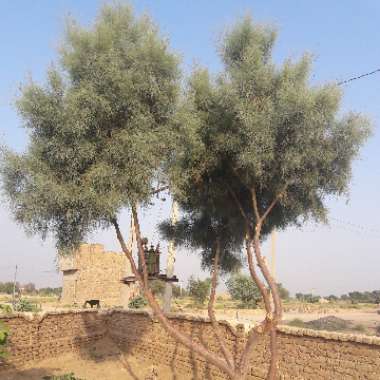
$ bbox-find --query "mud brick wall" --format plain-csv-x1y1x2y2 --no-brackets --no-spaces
0,310,106,367
1,309,380,379
108,310,380,380
60,243,137,307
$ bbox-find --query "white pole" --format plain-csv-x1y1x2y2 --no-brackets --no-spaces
163,200,179,313
271,229,276,281
12,265,18,306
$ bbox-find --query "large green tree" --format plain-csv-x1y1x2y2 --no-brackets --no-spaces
1,4,179,251
0,5,259,380
162,17,371,379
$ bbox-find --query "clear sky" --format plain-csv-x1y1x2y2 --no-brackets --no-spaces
0,1,379,296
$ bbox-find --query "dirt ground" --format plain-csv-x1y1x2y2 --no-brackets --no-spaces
1,338,191,380
186,306,380,332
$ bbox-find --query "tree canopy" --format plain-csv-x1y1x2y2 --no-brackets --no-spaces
0,4,180,251
162,16,371,270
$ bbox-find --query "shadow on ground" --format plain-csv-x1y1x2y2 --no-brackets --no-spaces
0,367,61,380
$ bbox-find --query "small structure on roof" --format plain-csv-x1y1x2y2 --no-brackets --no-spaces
122,238,178,285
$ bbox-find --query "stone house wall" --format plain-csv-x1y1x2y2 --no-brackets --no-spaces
59,244,137,307
1,310,380,379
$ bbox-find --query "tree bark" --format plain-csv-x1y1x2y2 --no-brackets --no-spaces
112,209,236,379
208,239,235,369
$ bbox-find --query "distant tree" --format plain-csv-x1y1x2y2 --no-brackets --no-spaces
0,282,19,295
295,293,320,303
38,287,62,297
327,295,338,302
23,283,37,295
295,293,304,301
226,273,261,308
188,276,211,305
277,284,290,300
149,280,166,297
345,290,380,304
172,284,186,298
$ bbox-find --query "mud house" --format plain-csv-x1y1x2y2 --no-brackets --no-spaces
59,243,137,307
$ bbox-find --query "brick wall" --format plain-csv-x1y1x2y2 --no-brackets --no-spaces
1,309,380,379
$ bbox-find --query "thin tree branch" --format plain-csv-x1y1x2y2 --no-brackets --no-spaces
151,185,169,195
250,187,261,222
226,184,251,228
208,239,235,370
112,212,236,379
238,238,272,376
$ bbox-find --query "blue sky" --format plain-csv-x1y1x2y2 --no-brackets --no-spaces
0,1,379,295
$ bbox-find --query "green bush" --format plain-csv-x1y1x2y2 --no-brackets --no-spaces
14,299,40,312
128,295,148,309
0,321,8,358
0,304,12,314
187,277,211,305
226,274,261,308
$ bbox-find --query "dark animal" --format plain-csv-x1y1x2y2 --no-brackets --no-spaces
83,299,100,309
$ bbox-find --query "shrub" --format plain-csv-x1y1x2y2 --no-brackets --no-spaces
226,274,261,308
0,304,12,314
0,322,8,358
128,295,148,309
13,299,40,312
187,277,211,305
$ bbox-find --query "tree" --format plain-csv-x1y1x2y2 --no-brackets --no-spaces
0,5,247,380
226,273,261,308
0,6,371,380
162,16,370,380
187,276,211,305
0,282,18,295
23,283,37,295
277,284,289,300
38,287,62,297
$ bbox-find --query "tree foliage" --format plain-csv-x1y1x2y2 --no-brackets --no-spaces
295,293,321,303
187,276,211,305
277,283,290,300
0,3,180,251
226,273,261,308
162,16,371,272
0,282,19,295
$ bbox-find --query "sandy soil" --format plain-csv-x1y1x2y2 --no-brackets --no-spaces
1,338,190,380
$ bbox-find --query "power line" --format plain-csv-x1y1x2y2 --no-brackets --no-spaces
337,68,380,86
